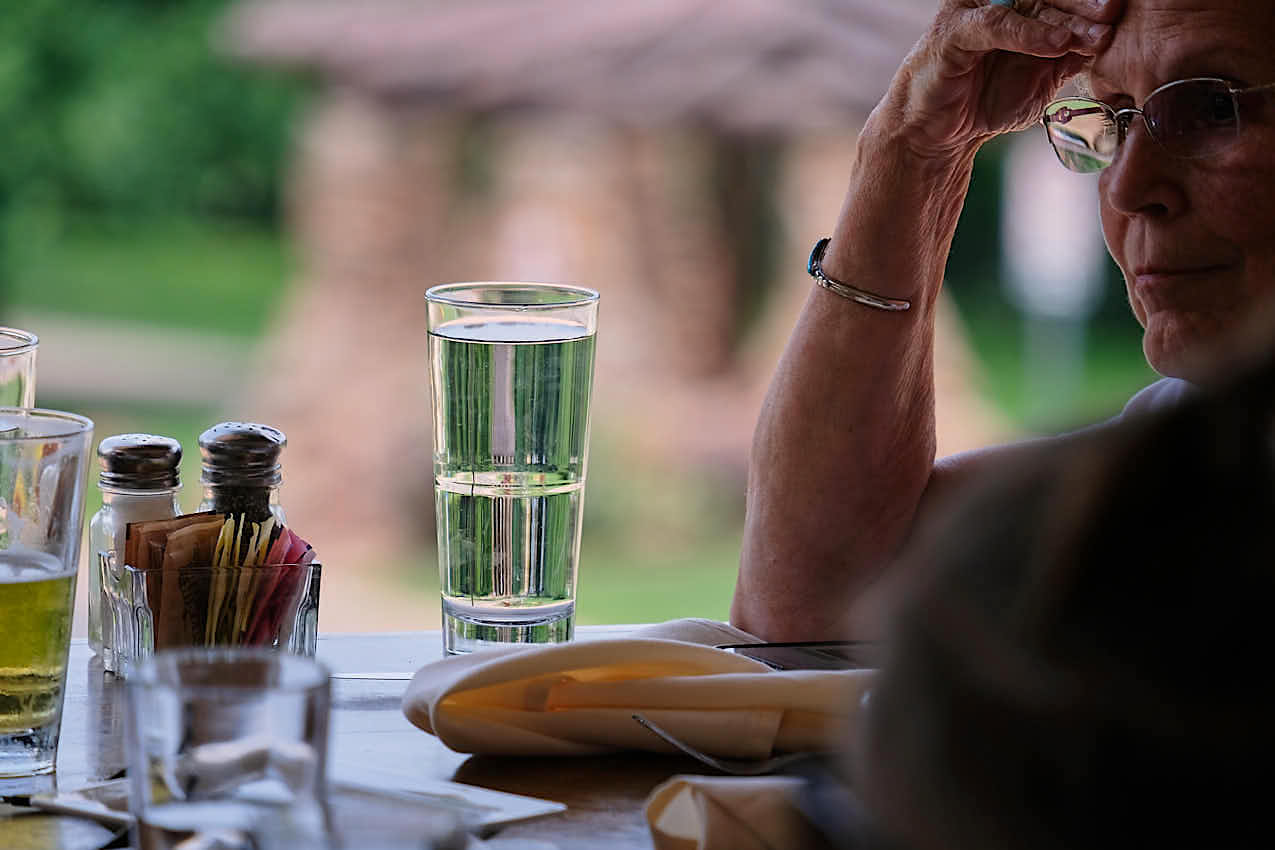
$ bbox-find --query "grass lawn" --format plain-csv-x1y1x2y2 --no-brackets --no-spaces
398,535,740,628
575,537,739,625
46,391,743,627
956,299,1159,430
398,438,745,625
3,211,291,337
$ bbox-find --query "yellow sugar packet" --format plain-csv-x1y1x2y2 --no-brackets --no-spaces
244,523,261,568
241,516,277,641
206,518,237,644
233,521,262,639
256,517,276,565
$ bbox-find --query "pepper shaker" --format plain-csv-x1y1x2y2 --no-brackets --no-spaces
197,421,288,525
88,434,182,668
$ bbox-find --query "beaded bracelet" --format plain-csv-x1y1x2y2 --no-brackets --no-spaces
807,238,911,312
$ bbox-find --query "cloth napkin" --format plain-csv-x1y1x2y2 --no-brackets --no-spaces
645,775,837,850
401,619,874,759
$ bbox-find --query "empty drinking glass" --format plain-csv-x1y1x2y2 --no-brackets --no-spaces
125,648,333,849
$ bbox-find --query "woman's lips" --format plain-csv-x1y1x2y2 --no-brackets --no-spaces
1133,265,1231,308
1134,263,1229,280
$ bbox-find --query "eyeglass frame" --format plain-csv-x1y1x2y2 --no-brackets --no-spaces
1041,76,1275,171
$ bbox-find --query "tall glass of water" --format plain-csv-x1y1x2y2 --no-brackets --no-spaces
0,408,94,777
427,283,599,654
0,328,38,407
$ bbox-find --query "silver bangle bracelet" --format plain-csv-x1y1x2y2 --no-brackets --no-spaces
807,238,911,312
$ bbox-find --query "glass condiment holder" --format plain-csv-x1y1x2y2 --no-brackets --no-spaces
197,421,288,525
88,434,182,668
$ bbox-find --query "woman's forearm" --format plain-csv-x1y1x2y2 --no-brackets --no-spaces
732,114,978,641
731,0,1116,639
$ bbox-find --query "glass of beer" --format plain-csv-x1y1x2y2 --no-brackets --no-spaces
0,328,38,407
427,283,599,654
0,408,94,776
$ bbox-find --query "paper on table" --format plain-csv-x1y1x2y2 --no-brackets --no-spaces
330,761,566,835
401,619,874,759
645,775,836,850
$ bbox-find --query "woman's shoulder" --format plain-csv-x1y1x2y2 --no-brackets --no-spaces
1118,377,1195,419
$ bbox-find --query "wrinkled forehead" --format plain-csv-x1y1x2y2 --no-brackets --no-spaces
1089,0,1275,99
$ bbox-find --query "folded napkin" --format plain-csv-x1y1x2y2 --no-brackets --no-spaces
401,619,874,759
645,775,837,850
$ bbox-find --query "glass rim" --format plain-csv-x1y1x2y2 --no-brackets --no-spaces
425,281,600,310
0,407,94,440
129,646,330,692
0,327,38,355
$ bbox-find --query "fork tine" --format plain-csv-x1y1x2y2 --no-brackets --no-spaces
631,713,814,776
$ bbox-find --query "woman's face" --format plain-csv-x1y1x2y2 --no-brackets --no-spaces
1094,0,1275,382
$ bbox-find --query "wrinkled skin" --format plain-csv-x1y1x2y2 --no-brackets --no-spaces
887,0,1115,160
1093,1,1275,381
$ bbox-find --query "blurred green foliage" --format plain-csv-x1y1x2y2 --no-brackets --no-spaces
7,211,291,334
945,137,1156,425
948,137,1138,331
0,0,303,223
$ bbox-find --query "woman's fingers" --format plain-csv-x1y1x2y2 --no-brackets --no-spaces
1035,6,1114,50
962,0,1124,24
893,0,1121,153
947,3,1109,59
1031,0,1126,25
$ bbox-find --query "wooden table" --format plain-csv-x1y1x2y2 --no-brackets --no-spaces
1,629,704,849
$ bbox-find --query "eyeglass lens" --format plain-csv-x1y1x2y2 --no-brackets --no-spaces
1044,79,1241,173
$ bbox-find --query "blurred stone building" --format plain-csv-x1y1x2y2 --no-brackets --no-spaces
222,0,1006,626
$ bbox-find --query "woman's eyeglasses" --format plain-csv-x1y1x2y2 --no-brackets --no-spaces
1042,77,1275,173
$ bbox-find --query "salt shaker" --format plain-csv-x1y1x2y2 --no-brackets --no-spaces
88,434,182,667
197,421,288,525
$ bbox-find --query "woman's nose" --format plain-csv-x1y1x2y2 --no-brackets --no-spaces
1100,118,1187,220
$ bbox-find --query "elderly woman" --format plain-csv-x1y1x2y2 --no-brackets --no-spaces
733,0,1275,640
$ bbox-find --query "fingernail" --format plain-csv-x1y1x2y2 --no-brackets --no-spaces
1086,23,1110,43
1050,28,1071,47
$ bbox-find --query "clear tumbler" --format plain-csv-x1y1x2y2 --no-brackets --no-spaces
427,283,599,654
0,408,93,777
0,328,37,407
125,648,333,849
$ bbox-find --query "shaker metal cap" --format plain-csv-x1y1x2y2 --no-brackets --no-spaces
98,434,183,490
198,421,287,487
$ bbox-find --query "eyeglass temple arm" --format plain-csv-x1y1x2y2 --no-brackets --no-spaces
1234,81,1275,96
1234,80,1275,112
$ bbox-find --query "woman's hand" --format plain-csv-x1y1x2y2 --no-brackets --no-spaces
878,0,1125,161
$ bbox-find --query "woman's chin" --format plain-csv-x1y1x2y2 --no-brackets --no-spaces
1142,323,1234,385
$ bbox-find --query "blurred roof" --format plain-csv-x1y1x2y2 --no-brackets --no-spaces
223,0,936,134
